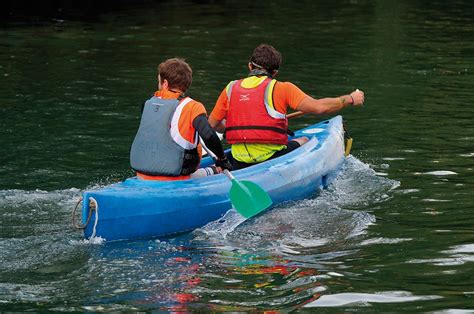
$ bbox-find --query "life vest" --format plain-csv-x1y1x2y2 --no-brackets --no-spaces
130,96,200,176
225,78,288,145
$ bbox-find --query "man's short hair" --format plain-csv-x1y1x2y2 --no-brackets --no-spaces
249,44,282,73
158,58,192,92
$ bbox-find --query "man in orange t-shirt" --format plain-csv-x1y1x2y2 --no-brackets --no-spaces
209,44,365,170
130,58,232,180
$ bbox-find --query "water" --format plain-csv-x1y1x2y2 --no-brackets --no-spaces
1,0,474,311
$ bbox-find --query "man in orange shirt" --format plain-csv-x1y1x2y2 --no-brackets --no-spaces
130,58,232,180
209,44,365,170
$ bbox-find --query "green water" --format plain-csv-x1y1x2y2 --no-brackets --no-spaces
1,0,474,311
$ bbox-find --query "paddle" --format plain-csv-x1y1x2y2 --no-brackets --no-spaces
286,110,305,119
286,111,353,156
200,143,272,218
202,132,224,156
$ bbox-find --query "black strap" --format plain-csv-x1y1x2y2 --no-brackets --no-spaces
226,125,288,135
169,89,186,101
248,69,273,78
181,148,200,175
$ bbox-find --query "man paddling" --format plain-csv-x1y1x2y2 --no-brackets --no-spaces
130,58,232,180
209,44,365,170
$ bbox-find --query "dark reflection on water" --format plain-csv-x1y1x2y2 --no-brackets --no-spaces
1,0,474,311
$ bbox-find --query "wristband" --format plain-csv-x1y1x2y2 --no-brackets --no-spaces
349,95,355,105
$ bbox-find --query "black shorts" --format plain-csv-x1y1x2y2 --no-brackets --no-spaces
229,140,302,170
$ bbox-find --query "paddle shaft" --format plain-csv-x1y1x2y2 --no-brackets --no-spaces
200,141,235,181
200,133,224,157
286,111,305,119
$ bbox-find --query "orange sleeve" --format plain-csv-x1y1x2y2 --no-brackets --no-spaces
272,81,309,112
209,87,229,121
178,100,207,143
187,100,207,121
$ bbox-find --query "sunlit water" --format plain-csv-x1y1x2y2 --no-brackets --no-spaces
1,0,474,311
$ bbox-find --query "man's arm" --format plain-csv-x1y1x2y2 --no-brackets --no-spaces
208,116,226,133
208,88,229,133
193,114,226,160
296,90,364,115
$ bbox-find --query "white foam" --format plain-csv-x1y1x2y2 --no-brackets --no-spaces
69,236,105,245
0,188,81,207
408,256,474,266
194,156,395,251
423,171,457,176
443,244,474,254
197,209,245,239
421,199,451,203
304,291,441,307
360,237,413,246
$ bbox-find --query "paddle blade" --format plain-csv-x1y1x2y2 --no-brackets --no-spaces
229,180,272,218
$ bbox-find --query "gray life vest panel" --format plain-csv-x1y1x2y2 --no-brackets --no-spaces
130,96,198,176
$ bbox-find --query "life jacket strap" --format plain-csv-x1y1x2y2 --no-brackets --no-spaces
248,69,273,78
180,148,200,175
226,125,288,135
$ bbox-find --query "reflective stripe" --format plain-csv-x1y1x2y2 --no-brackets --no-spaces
225,76,288,145
264,79,285,119
170,97,198,150
241,76,267,88
226,80,237,104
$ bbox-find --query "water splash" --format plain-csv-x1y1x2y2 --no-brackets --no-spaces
0,187,97,285
197,210,246,240
195,156,398,253
69,236,105,246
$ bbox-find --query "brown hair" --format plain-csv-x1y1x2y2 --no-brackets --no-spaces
158,58,192,92
249,44,282,73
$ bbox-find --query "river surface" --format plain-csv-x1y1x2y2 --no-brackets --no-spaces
1,0,473,311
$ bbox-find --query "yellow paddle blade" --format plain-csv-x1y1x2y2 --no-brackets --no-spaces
345,137,353,157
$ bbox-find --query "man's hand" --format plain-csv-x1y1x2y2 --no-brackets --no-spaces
216,157,233,171
350,89,365,106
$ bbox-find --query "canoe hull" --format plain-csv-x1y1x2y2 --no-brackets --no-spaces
82,115,346,241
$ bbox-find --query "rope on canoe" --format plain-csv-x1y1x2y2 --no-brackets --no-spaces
72,197,95,230
89,197,99,239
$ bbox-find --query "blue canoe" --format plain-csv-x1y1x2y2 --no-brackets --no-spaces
79,115,347,241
